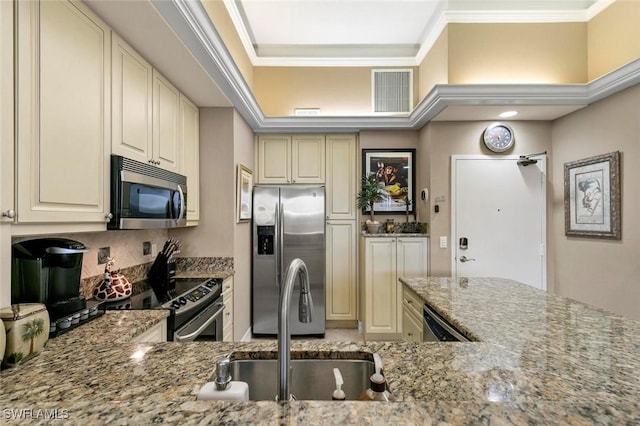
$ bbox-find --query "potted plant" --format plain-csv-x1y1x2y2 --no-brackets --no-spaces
357,173,386,233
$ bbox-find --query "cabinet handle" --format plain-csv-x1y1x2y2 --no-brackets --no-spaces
148,159,154,164
407,332,413,337
2,209,15,219
155,160,161,165
105,213,113,221
407,299,412,304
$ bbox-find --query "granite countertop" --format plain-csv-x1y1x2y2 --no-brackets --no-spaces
1,277,639,424
175,270,234,280
361,233,429,238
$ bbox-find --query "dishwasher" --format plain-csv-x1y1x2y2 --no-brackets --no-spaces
423,305,470,342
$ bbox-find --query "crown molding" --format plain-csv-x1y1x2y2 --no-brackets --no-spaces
156,1,640,134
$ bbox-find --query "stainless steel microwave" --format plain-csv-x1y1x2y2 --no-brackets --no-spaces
108,155,187,230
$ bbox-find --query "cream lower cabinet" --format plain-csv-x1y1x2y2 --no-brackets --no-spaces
326,221,357,321
360,236,429,340
180,94,200,224
131,318,167,343
222,276,234,342
15,0,111,226
257,135,325,184
402,284,424,342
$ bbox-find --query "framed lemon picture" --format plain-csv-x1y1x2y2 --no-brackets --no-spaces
362,149,416,215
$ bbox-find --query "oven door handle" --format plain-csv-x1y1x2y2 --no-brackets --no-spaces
174,302,225,342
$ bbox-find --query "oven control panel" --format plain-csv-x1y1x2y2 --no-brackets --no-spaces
162,278,222,312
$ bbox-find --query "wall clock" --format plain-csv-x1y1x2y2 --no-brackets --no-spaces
483,122,515,153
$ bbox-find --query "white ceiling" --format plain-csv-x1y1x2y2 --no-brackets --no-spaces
228,0,604,66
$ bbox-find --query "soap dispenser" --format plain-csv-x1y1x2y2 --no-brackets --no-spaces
197,358,250,401
332,368,346,400
359,353,395,401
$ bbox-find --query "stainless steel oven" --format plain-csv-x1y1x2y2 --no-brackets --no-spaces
173,296,224,342
102,277,225,342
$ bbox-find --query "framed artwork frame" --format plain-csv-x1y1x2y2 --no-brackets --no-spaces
564,151,621,239
236,164,253,223
362,148,416,215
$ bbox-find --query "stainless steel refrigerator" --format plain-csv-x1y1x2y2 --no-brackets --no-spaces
252,185,326,336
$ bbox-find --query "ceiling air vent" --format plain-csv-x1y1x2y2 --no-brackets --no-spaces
372,69,413,114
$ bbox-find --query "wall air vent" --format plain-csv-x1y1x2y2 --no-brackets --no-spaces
372,69,413,114
294,108,321,116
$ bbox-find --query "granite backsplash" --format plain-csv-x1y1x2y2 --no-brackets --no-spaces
79,257,234,299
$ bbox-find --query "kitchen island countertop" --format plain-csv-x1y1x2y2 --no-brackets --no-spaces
0,277,638,424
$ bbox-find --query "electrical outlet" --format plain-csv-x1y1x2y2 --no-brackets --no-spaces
143,241,151,256
97,247,110,265
439,236,447,249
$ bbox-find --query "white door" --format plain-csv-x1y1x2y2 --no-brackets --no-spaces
451,156,546,290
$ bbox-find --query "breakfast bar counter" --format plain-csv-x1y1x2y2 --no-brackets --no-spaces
0,277,639,424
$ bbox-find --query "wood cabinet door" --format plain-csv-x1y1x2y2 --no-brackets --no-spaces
363,238,397,333
291,135,325,183
152,70,181,173
111,34,152,164
326,135,357,219
326,221,357,320
258,135,291,183
222,277,234,342
180,94,199,223
16,0,111,223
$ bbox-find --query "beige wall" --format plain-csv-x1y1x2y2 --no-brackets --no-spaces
420,121,554,281
172,108,235,257
588,0,640,81
358,130,420,225
201,0,254,88
551,84,640,321
232,110,255,340
253,67,418,117
448,23,588,84
418,28,449,100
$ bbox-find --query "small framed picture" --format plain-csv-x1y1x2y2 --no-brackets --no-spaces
362,149,416,215
564,151,621,239
236,164,253,223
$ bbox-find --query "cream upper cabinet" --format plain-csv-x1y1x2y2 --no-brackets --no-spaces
152,70,181,173
257,135,291,183
111,33,153,165
257,135,325,184
326,220,357,321
179,94,199,224
15,0,111,224
112,36,181,173
1,0,14,224
326,135,357,219
291,135,325,183
360,236,429,339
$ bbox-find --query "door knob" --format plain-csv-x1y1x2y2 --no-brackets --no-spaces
459,255,476,263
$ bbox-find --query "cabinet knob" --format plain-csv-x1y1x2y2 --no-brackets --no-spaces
2,209,15,219
148,159,154,164
155,160,161,165
105,213,113,221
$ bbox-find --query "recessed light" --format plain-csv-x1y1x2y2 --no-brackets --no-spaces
499,111,518,118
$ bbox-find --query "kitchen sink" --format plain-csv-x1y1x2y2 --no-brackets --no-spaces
225,355,376,401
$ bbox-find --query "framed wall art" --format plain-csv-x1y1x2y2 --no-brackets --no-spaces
564,151,621,239
362,149,416,215
236,164,253,223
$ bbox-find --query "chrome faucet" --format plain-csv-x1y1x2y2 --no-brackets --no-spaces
277,258,314,402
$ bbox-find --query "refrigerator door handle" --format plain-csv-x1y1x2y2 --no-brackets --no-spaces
278,200,285,290
275,201,281,289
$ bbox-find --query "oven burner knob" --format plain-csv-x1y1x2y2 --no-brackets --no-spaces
205,280,214,288
171,301,181,309
179,296,187,305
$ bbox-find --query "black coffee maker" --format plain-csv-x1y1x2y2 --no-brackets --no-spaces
11,238,88,321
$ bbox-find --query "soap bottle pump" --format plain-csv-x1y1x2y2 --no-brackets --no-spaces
359,353,395,401
332,367,346,400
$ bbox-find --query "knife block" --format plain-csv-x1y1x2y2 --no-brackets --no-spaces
147,255,177,299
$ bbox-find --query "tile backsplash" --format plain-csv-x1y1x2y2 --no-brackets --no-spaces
52,229,169,279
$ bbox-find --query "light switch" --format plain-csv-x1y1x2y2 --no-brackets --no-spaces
439,236,447,249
